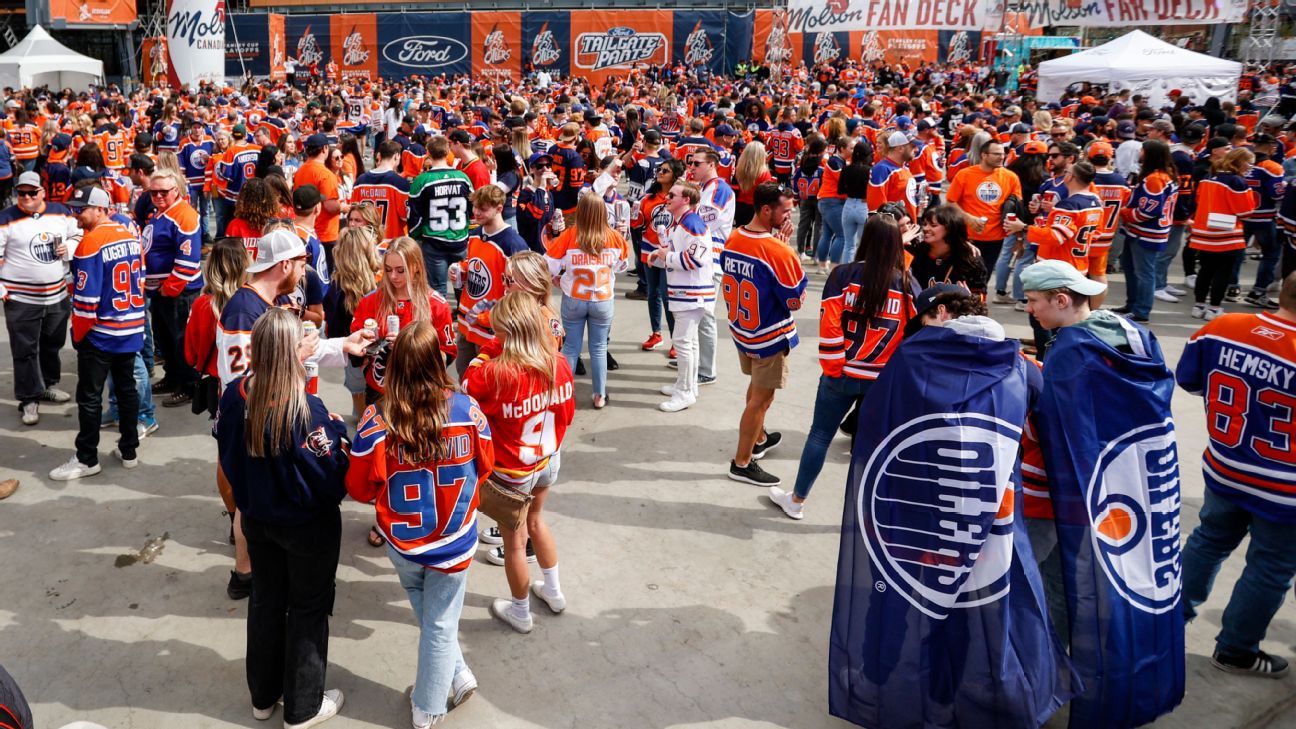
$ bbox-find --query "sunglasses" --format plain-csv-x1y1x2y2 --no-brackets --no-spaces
687,160,707,167
665,192,681,199
149,188,177,196
14,188,40,197
1048,153,1066,158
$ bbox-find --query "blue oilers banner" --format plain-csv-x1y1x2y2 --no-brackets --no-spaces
1036,317,1185,729
522,11,571,79
377,12,471,80
225,14,270,79
937,30,980,65
805,30,850,66
831,324,1075,729
285,15,331,72
726,12,756,73
673,12,727,75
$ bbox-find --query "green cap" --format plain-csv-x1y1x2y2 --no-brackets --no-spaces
1020,259,1106,296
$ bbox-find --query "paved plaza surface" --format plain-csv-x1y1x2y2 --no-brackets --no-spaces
1,257,1294,729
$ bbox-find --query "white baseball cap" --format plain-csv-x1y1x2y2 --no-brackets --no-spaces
247,229,307,274
886,131,911,147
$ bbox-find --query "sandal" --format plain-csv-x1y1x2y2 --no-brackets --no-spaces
367,525,386,547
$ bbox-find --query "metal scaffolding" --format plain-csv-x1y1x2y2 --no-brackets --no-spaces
1241,0,1282,65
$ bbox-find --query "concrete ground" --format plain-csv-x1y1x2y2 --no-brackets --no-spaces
0,253,1293,729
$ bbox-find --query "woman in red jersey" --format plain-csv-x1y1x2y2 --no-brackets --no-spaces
463,292,576,635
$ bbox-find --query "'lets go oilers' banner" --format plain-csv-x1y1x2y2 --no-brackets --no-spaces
167,0,226,87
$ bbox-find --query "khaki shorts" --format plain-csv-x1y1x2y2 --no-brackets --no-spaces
739,350,789,390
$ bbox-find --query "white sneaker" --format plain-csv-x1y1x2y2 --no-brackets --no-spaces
659,383,677,396
767,487,805,520
531,580,567,614
992,293,1015,305
1164,284,1186,296
490,598,533,634
1013,301,1028,312
285,688,343,729
252,698,280,721
113,448,138,469
20,402,38,426
40,387,72,403
49,456,100,481
1206,306,1224,321
138,419,159,439
411,701,439,729
1153,289,1180,303
659,393,696,413
449,667,478,709
1191,303,1207,319
478,526,503,546
1185,274,1197,288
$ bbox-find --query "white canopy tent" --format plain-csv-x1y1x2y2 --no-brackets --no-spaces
1036,30,1241,109
0,25,103,91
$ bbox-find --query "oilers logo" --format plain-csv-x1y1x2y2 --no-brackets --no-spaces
1086,419,1182,615
302,426,334,457
683,22,713,67
531,23,561,67
857,413,1021,619
812,32,841,65
483,26,511,66
464,258,493,301
29,232,62,264
650,203,673,238
975,180,1003,204
190,148,211,172
342,29,369,67
296,26,324,68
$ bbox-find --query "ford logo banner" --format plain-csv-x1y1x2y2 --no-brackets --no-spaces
381,36,468,68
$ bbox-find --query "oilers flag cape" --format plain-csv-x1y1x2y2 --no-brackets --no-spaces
1036,318,1185,729
830,325,1076,729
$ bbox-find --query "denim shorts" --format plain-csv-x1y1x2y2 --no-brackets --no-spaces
514,451,562,495
343,362,366,395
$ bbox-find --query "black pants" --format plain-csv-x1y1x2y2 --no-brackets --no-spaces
1282,232,1296,282
735,201,755,228
796,200,820,256
149,289,199,392
4,297,70,405
973,239,1004,274
1194,249,1241,307
1182,245,1198,277
242,508,341,724
75,345,139,466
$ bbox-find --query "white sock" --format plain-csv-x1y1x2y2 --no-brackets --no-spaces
510,595,530,618
542,564,561,594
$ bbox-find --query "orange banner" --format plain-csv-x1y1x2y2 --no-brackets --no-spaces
50,0,137,26
853,30,939,65
269,14,287,81
140,37,170,87
331,14,380,82
752,9,799,67
472,12,522,82
570,11,672,83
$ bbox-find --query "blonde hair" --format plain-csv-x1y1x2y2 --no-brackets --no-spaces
734,141,769,193
332,227,380,315
347,201,381,238
491,291,557,389
823,116,847,145
505,251,551,304
380,237,432,324
156,150,183,177
383,321,456,463
574,194,612,258
1033,110,1053,132
244,308,310,458
1213,147,1254,176
202,238,247,314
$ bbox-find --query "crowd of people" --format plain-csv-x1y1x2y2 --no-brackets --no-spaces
0,52,1293,729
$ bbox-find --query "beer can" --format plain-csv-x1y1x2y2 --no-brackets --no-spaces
1031,194,1041,206
302,320,317,335
363,318,378,335
386,315,401,336
304,361,319,395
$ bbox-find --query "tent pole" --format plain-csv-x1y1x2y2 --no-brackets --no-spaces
122,31,138,90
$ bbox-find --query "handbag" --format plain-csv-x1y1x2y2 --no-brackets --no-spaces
477,476,534,532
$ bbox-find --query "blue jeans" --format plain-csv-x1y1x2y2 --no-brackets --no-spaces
837,198,868,263
388,547,469,720
1155,224,1186,291
645,265,673,335
1120,239,1159,319
1181,488,1296,657
792,375,873,499
420,246,463,301
213,196,234,239
993,235,1018,295
815,197,845,264
561,297,614,397
107,353,155,425
1245,220,1280,294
